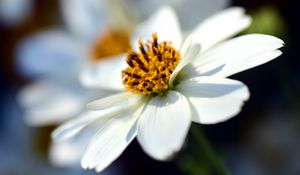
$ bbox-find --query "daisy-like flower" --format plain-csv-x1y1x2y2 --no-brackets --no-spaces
53,6,283,172
18,0,225,168
52,5,284,172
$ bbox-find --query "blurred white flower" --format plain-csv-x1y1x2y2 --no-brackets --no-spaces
52,6,284,173
0,0,33,26
17,0,129,168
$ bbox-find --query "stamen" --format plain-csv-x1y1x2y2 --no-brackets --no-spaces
138,39,149,62
122,33,181,95
153,33,158,48
126,55,135,68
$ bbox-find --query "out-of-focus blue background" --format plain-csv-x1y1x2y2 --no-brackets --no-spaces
0,0,299,174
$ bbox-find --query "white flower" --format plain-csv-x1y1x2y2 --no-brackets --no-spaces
52,6,283,172
18,0,226,168
17,0,110,126
52,6,283,173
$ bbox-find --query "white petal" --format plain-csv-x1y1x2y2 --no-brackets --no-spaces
50,141,81,167
87,92,140,110
192,7,251,52
169,35,200,86
131,6,182,51
80,55,126,90
188,34,284,78
49,120,102,167
61,0,106,39
52,108,122,142
104,0,138,32
52,93,143,141
16,30,86,78
177,77,249,124
81,104,145,172
19,79,87,126
137,91,191,160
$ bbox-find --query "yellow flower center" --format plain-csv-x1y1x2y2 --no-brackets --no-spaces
90,28,131,62
122,33,181,95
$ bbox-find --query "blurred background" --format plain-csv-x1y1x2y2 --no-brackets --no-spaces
0,0,299,174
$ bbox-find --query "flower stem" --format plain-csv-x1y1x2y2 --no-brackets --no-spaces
177,124,230,175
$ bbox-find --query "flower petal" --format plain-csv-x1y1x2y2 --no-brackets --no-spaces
52,93,143,141
52,108,122,142
16,30,86,78
187,34,284,78
177,77,249,124
137,91,191,160
61,0,106,39
19,79,87,126
81,104,145,172
49,123,97,167
50,141,83,167
87,92,141,110
169,35,200,86
192,7,251,52
131,6,182,51
80,55,126,90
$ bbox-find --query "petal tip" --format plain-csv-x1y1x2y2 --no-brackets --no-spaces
86,101,97,110
51,129,61,142
80,160,89,170
243,15,252,27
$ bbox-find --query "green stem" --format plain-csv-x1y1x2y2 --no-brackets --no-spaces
191,125,229,175
178,125,230,175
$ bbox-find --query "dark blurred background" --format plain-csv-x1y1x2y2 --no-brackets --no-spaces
1,0,299,174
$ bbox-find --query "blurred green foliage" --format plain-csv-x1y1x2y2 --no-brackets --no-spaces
244,5,287,39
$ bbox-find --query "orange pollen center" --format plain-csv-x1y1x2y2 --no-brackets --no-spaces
122,33,181,95
90,29,130,62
